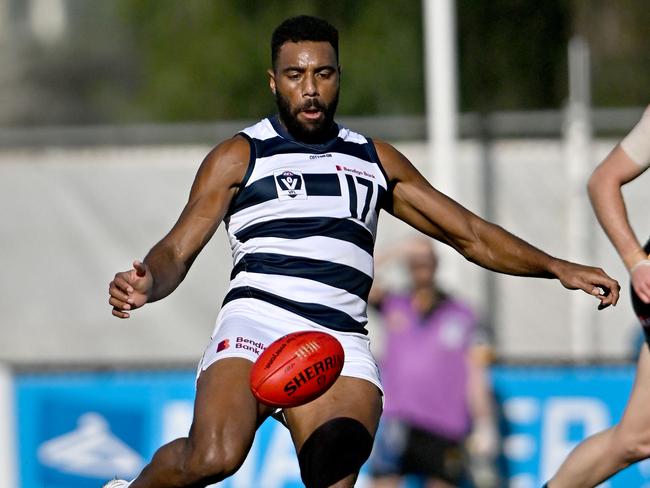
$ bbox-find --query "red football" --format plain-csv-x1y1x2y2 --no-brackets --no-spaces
250,330,345,408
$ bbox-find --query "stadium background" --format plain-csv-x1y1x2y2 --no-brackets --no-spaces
1,1,649,487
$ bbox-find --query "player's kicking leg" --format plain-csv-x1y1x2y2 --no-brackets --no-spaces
284,375,383,488
108,358,274,488
547,344,650,487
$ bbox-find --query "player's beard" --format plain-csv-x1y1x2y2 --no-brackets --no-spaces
275,89,339,144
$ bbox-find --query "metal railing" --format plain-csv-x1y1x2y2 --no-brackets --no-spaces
0,107,645,148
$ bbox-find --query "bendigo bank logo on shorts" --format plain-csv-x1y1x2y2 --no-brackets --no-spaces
235,336,265,355
274,170,307,200
217,337,265,355
283,354,342,396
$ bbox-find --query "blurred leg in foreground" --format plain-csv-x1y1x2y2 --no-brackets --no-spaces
548,105,650,487
549,345,650,487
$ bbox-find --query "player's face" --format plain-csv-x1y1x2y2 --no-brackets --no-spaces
269,41,340,143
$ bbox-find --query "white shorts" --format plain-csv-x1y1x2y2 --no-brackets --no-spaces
197,300,383,395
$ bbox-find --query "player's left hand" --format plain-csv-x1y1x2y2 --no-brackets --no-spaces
551,259,620,310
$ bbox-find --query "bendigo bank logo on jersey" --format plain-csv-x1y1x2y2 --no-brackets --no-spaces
274,170,307,200
336,164,376,179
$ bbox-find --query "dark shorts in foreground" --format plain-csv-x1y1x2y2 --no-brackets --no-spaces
632,238,650,348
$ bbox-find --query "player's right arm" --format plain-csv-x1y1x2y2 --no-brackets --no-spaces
588,105,650,303
108,136,250,318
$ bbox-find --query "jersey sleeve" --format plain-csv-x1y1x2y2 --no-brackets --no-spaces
621,104,650,169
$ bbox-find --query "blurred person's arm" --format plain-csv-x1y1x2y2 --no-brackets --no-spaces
465,344,499,458
588,105,650,304
108,136,250,318
368,246,398,308
374,141,620,309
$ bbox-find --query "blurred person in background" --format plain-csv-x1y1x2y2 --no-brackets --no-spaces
107,14,620,488
368,238,500,488
545,105,650,487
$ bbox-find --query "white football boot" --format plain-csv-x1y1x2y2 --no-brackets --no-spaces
102,480,131,488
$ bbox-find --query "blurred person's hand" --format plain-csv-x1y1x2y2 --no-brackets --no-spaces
465,420,502,488
466,418,501,488
108,260,153,318
466,419,499,458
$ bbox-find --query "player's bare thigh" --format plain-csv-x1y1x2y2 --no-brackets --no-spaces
130,358,275,487
284,376,382,487
285,375,382,448
190,358,275,461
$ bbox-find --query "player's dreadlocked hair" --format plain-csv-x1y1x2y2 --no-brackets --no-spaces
271,15,339,70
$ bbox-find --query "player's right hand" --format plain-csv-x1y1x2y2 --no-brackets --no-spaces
108,260,153,318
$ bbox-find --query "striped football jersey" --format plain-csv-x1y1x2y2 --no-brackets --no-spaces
219,115,389,334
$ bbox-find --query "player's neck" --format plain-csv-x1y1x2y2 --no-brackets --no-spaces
272,114,338,145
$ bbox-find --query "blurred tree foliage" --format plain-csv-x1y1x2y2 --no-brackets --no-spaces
2,0,648,126
114,0,425,121
573,0,650,107
457,0,571,111
0,1,137,125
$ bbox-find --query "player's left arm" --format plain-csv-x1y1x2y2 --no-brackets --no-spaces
374,140,620,309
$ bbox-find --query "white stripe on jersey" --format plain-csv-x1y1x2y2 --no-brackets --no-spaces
246,118,277,140
214,299,372,339
227,196,357,235
241,119,366,144
339,128,368,144
244,152,382,186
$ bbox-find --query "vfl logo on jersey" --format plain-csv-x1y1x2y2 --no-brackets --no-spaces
274,170,307,200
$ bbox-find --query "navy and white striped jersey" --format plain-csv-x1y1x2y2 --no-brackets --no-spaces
219,115,389,335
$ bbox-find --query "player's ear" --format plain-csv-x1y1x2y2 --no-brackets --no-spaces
267,69,276,95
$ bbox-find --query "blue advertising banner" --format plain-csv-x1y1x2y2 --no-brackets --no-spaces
492,365,650,488
14,366,650,487
15,371,308,488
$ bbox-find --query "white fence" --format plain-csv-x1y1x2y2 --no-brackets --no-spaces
0,137,647,363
